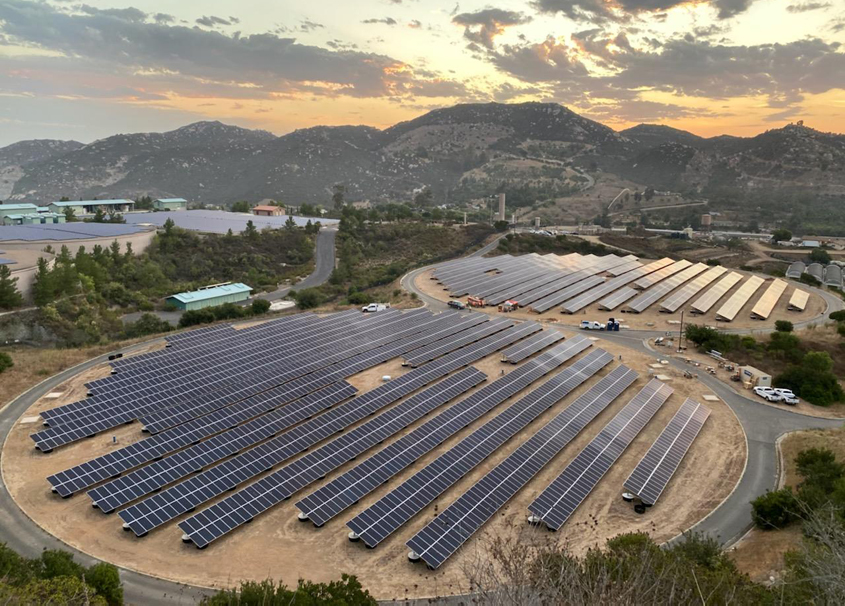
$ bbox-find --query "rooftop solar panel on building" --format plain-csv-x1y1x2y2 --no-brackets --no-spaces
623,399,710,506
528,378,673,531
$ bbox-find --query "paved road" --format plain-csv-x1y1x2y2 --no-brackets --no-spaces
401,253,844,549
0,340,213,606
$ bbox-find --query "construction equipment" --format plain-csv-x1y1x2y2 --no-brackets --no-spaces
498,300,518,312
467,296,485,308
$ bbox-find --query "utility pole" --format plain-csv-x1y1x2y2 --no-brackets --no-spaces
678,310,685,353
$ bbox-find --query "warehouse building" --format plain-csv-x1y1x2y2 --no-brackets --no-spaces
154,198,188,211
3,212,66,226
49,199,135,215
166,282,253,311
0,203,39,222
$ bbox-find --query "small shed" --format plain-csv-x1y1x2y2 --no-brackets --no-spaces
166,282,253,311
253,205,285,217
739,365,772,388
154,198,188,211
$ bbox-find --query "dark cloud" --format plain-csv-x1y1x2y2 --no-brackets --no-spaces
299,19,323,31
153,13,174,24
786,2,831,12
452,8,531,48
362,17,398,25
196,15,233,28
77,5,148,22
532,0,760,21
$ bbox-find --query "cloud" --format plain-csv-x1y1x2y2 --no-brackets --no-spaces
531,0,760,21
452,8,531,48
786,2,831,12
299,19,323,31
196,15,233,28
362,17,398,25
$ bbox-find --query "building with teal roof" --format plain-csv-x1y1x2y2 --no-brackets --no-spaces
165,282,253,311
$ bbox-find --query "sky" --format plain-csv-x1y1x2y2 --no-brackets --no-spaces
0,0,844,146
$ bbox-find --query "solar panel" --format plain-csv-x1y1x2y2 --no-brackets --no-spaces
516,271,600,308
632,260,692,290
527,378,673,530
529,275,606,313
598,287,638,311
715,275,765,321
123,210,339,234
403,318,512,367
0,223,148,242
623,399,710,506
560,258,676,314
346,339,600,549
405,357,631,569
788,289,809,311
297,341,597,529
659,266,727,313
116,323,542,536
500,330,564,363
750,279,788,320
177,368,488,547
690,272,743,314
625,263,709,313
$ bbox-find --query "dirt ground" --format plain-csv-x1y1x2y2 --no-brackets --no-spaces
418,267,826,332
729,426,845,583
3,324,745,600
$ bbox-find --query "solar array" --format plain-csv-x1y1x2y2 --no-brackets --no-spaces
116,321,543,538
715,275,765,321
560,258,676,314
690,272,743,314
659,266,727,313
597,286,638,311
788,289,809,311
0,222,148,242
750,279,788,320
297,339,591,529
500,330,565,363
632,260,692,290
624,399,710,506
124,210,338,234
405,362,636,568
624,263,709,314
180,338,588,547
346,339,600,549
528,378,673,531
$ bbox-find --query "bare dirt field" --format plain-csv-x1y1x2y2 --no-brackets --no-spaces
416,268,826,332
3,324,745,600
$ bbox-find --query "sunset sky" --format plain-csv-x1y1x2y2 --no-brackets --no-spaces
1,0,844,146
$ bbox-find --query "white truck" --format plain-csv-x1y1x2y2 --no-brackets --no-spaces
580,320,605,331
362,303,390,313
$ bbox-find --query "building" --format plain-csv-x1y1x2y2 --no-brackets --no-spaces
49,199,134,216
786,261,805,279
165,282,253,311
0,203,39,222
252,205,285,217
3,212,66,226
154,198,188,211
701,214,712,229
824,264,843,288
739,365,772,388
802,240,821,248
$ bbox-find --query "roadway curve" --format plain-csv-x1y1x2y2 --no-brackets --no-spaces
401,252,844,549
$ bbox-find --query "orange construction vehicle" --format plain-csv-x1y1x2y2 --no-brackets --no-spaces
467,296,485,308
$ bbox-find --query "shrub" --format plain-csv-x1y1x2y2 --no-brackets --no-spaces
347,291,371,305
295,288,324,310
202,574,376,606
0,352,12,374
774,320,793,332
178,308,216,328
123,313,172,339
774,351,844,406
251,299,271,315
799,273,821,287
751,488,799,529
830,310,845,321
493,220,509,231
809,248,831,264
705,258,722,266
85,562,123,606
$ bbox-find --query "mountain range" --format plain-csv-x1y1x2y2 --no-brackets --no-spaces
1,102,843,207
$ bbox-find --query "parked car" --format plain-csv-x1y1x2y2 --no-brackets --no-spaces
362,303,389,313
448,300,466,310
753,386,782,402
773,388,799,405
580,320,605,330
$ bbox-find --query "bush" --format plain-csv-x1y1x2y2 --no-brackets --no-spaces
85,562,123,606
774,320,793,332
493,220,509,231
178,308,216,328
705,258,722,266
751,488,799,529
294,288,324,310
123,313,172,339
774,351,844,406
809,248,831,265
347,291,371,305
829,310,845,321
202,574,376,606
251,298,271,315
0,352,12,374
799,273,821,287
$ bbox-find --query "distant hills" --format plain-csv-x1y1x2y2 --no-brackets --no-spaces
1,103,843,206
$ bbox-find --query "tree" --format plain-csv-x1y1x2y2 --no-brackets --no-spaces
32,257,54,306
809,248,832,264
751,488,799,529
231,201,251,213
771,228,792,243
251,298,271,315
413,187,433,207
775,320,794,332
493,220,509,231
0,264,23,309
294,288,323,309
202,574,376,606
244,220,258,240
284,216,297,230
84,563,123,606
0,351,12,374
63,207,78,222
332,184,346,210
91,207,107,223
123,313,172,339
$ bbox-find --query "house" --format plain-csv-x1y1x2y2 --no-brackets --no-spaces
3,212,66,226
165,282,253,311
154,198,188,211
802,240,821,248
252,205,285,217
49,199,135,215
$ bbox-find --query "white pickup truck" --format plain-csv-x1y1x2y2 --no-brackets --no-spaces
362,303,390,313
580,320,605,331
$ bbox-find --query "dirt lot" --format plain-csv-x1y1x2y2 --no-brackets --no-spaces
2,322,745,600
417,268,826,332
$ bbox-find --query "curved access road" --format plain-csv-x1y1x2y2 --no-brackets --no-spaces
401,254,844,549
0,340,213,605
257,227,338,301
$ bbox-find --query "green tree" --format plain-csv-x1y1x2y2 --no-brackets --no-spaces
163,218,176,237
123,313,172,339
85,562,123,606
413,187,433,207
775,320,794,332
31,257,54,306
231,201,251,213
244,220,258,240
0,264,23,309
251,298,271,315
332,184,346,210
0,352,12,374
284,216,297,230
493,219,509,231
294,288,323,309
809,248,831,264
91,207,106,223
202,574,375,606
751,488,799,529
771,228,792,243
63,207,78,222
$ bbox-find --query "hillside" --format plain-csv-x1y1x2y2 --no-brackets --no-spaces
2,103,843,206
